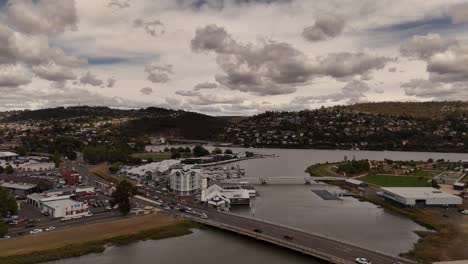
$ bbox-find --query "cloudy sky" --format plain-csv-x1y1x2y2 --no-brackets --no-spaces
0,0,468,115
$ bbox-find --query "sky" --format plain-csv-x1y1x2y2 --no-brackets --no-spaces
0,0,468,116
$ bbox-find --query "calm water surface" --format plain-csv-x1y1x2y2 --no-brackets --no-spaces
49,148,468,263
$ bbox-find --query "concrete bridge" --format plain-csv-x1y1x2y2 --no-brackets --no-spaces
185,210,417,264
222,176,347,185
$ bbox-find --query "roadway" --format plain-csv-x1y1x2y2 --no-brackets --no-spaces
133,191,417,264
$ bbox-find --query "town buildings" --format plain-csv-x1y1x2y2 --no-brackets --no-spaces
169,165,203,196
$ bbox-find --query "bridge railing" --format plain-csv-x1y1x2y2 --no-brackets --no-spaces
191,217,354,264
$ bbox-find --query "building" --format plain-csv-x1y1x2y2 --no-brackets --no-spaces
345,178,368,188
0,151,18,166
62,170,82,185
42,199,89,218
26,190,90,218
381,187,462,207
453,182,466,191
0,181,37,198
201,184,251,210
169,165,203,196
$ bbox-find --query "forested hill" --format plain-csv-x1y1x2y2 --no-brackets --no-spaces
221,101,468,152
343,101,468,119
1,106,175,122
1,106,228,140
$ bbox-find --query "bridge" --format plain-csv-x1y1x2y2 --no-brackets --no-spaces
184,209,417,264
222,176,348,185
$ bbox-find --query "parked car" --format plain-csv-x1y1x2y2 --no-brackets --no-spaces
30,229,43,234
84,212,93,217
283,235,293,240
61,217,72,221
25,223,36,228
253,228,263,234
355,257,372,264
45,226,56,231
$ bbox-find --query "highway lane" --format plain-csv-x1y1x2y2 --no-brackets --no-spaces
200,210,417,264
7,211,120,237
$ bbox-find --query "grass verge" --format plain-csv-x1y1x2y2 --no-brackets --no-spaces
0,220,197,264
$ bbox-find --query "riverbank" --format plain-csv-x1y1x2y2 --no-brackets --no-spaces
328,180,468,263
0,214,197,264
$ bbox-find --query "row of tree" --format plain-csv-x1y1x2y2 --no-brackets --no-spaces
0,187,18,237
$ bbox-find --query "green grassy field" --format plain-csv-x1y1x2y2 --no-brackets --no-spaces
131,152,172,160
406,170,441,178
361,174,433,187
305,163,342,177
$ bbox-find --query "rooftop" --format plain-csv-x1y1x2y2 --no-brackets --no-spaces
382,187,460,199
0,181,36,190
43,199,83,209
0,151,18,158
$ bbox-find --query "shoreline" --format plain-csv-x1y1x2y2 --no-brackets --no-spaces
0,215,198,264
326,180,466,263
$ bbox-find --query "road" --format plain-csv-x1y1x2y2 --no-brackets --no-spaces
7,211,120,237
133,191,417,264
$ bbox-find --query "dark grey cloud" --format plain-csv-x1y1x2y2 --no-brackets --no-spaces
144,62,173,83
400,33,457,60
31,63,76,82
5,0,78,35
192,24,390,96
315,52,391,80
450,2,468,24
302,15,345,42
0,64,31,87
106,77,116,88
133,19,165,37
194,82,218,90
107,0,131,9
402,79,467,99
291,80,370,105
80,72,104,86
140,87,153,95
175,90,244,105
176,0,291,10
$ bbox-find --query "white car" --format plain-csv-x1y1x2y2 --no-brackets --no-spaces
45,226,55,231
84,212,93,217
30,228,43,234
355,258,372,264
61,217,72,221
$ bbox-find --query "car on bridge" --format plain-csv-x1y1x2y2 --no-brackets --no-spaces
355,257,372,264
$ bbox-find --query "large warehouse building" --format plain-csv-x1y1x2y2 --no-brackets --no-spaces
381,187,462,207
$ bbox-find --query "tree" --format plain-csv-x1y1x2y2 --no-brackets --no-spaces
5,165,14,174
193,145,210,157
0,187,17,217
0,221,7,238
0,166,4,174
171,151,181,159
212,147,222,155
52,151,61,168
224,149,233,154
111,180,135,215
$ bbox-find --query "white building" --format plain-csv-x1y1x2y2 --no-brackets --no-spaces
0,151,18,166
169,165,203,196
26,192,89,218
201,184,251,210
381,187,462,207
42,199,89,218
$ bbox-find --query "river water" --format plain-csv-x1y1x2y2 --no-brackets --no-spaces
47,148,468,264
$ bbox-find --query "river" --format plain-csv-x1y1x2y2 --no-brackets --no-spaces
47,148,468,264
